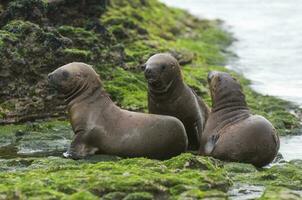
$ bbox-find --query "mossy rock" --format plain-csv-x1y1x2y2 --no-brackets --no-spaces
260,186,302,200
0,0,300,136
224,160,302,193
0,154,232,199
123,192,154,200
0,1,301,199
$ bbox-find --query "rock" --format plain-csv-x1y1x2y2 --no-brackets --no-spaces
0,152,231,199
261,187,302,200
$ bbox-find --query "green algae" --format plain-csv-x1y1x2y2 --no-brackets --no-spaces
103,67,147,111
0,0,300,135
260,187,302,200
0,154,231,199
0,0,301,199
222,160,302,199
0,153,301,199
0,153,302,199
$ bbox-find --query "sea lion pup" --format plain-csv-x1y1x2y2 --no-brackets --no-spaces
144,53,210,150
48,62,188,160
200,71,280,167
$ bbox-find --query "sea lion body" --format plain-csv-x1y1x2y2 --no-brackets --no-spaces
200,71,279,167
145,53,209,150
48,62,188,159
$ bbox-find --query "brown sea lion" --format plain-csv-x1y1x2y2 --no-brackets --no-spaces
48,62,188,160
144,53,210,150
199,71,280,167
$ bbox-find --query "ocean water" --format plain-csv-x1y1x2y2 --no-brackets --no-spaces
161,0,302,161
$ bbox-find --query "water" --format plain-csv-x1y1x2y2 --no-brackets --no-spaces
160,0,302,103
228,184,265,200
161,0,302,161
280,135,302,161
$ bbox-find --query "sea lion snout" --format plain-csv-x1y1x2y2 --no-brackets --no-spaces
47,72,58,87
48,73,53,81
144,67,154,79
47,69,69,90
144,53,176,79
145,53,182,93
144,65,164,89
207,71,218,82
48,62,96,94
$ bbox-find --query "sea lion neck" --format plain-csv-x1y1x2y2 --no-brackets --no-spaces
148,76,184,101
67,87,115,114
65,77,108,107
211,82,248,113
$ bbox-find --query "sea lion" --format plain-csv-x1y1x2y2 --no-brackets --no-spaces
144,53,210,150
48,62,188,160
199,71,280,167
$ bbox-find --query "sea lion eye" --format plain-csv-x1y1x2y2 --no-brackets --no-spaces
161,65,166,70
62,71,69,79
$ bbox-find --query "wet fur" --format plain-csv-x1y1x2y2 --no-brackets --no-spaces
199,71,280,167
48,62,188,160
145,53,210,150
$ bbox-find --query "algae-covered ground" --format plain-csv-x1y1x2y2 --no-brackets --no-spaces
0,0,300,134
0,0,302,199
0,153,302,199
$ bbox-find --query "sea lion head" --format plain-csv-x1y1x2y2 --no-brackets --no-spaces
48,62,101,100
207,71,246,109
144,53,182,93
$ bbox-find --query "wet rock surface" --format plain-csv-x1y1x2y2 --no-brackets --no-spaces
0,120,72,159
0,133,301,199
0,120,301,199
228,184,265,200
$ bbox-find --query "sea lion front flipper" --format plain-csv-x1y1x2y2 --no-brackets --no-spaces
204,134,220,155
64,129,99,160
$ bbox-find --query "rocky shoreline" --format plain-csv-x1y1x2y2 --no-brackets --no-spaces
0,0,300,134
0,0,301,199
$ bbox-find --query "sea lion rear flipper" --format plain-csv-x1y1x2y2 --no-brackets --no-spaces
204,134,220,155
272,129,280,151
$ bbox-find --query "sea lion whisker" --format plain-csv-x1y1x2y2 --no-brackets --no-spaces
149,78,175,94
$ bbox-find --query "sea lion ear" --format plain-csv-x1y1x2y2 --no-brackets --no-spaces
140,63,147,71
